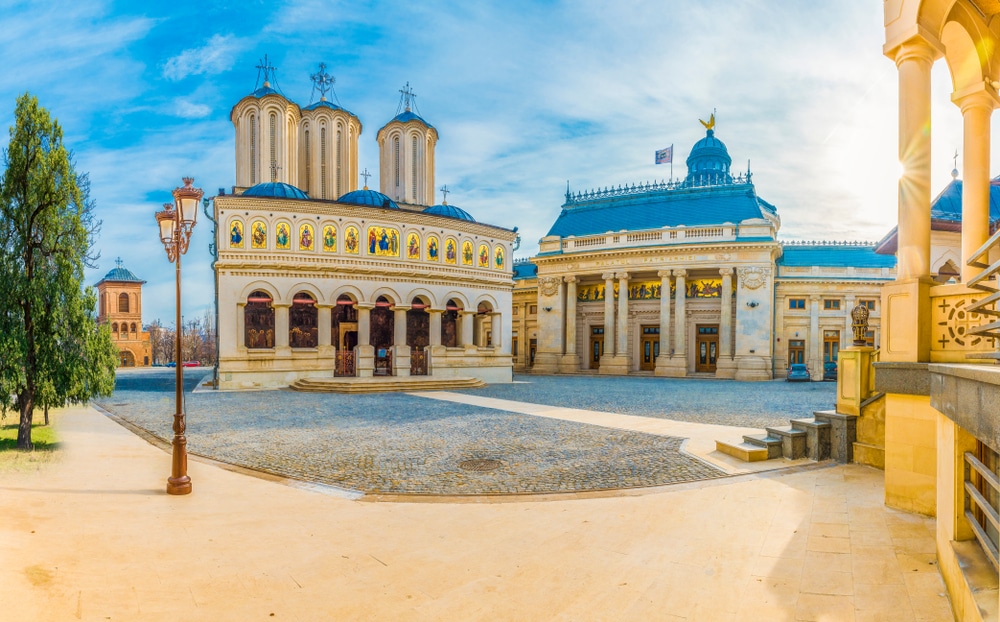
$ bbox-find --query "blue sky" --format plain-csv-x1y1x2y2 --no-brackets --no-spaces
0,1,988,323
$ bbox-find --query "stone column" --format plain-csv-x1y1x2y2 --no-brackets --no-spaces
356,303,374,377
809,295,821,381
674,268,687,359
559,275,578,372
601,272,616,359
716,267,736,378
956,89,996,282
654,270,672,376
616,272,630,359
461,311,476,352
490,312,503,350
317,304,335,371
273,303,291,358
392,306,411,376
236,302,246,350
428,309,443,347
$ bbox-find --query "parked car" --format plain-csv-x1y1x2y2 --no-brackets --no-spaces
823,361,838,381
165,361,177,368
182,361,200,367
786,363,811,382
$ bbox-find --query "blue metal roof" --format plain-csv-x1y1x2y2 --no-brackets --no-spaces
928,177,1000,222
252,86,280,98
242,182,310,200
547,184,773,238
98,266,144,284
386,110,434,130
337,188,399,210
512,262,538,280
778,244,896,268
302,100,358,117
423,203,476,222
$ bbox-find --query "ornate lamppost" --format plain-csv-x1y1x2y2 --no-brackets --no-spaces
155,177,203,495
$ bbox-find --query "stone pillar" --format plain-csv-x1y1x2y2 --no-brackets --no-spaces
716,267,736,379
533,276,564,374
461,311,476,352
956,89,996,283
236,302,246,349
809,295,821,381
674,269,687,359
356,303,374,377
559,276,578,372
428,309,443,347
616,272,629,358
392,306,411,376
273,303,291,358
316,303,335,372
600,272,616,363
659,269,687,377
654,270,674,376
490,312,503,350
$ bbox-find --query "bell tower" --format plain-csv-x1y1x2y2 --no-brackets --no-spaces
376,83,438,206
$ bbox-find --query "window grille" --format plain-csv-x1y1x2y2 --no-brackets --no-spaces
965,445,1000,570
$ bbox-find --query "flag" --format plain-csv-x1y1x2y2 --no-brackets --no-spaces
655,145,673,164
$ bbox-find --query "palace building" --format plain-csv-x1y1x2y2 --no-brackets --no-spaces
512,122,896,380
213,64,516,390
96,259,152,367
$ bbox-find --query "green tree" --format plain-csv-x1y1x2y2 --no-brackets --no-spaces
0,93,118,450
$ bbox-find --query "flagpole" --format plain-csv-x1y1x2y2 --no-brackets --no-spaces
670,144,674,182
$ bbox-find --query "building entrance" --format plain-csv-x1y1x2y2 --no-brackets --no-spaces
590,327,604,369
640,326,659,371
695,324,718,373
823,330,840,362
788,339,805,366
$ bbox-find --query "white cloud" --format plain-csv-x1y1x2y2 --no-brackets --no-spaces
163,34,244,81
173,99,212,119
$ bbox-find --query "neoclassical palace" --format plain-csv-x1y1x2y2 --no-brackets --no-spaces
512,125,899,380
213,68,516,389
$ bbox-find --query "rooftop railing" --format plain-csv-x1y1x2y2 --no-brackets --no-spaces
966,227,1000,362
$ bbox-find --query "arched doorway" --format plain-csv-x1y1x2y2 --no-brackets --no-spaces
332,294,358,375
477,301,494,347
371,295,394,375
289,291,318,348
408,296,430,375
442,298,461,347
245,291,275,348
119,350,135,367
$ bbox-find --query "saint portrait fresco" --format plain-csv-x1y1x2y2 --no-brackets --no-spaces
367,226,400,257
426,235,439,261
323,225,336,252
345,226,360,254
230,219,244,248
299,223,314,251
494,245,504,270
478,244,489,268
445,238,457,264
276,223,291,250
462,240,474,266
407,232,420,259
251,220,267,249
686,279,723,298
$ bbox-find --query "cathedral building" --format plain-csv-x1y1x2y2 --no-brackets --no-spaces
96,259,152,367
512,121,895,380
213,64,516,390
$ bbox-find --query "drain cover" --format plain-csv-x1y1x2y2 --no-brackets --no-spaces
458,459,503,472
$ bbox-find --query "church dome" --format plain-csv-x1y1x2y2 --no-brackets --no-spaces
424,203,476,222
242,182,310,200
337,188,400,209
385,109,435,130
685,129,732,184
100,265,144,283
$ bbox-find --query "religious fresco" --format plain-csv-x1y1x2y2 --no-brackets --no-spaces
407,232,420,260
426,235,440,261
462,240,474,266
478,243,490,268
251,220,267,249
322,225,336,252
344,226,360,254
577,281,678,301
686,279,724,298
577,283,611,301
299,223,314,251
444,238,457,264
494,245,504,270
275,222,291,250
229,219,244,248
367,226,400,257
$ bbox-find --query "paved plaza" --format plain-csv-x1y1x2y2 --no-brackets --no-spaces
94,370,838,496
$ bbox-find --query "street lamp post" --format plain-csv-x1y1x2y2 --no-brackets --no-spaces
155,177,203,495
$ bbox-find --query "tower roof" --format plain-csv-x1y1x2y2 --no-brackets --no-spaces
242,182,310,200
97,258,145,285
424,203,476,222
337,188,400,210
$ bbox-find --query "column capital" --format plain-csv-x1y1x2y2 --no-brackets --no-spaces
616,272,630,281
719,267,734,276
953,87,999,114
393,305,412,312
272,302,292,309
809,294,821,302
602,272,616,281
355,302,375,310
657,269,671,279
427,308,445,315
563,275,577,283
889,35,941,68
316,303,334,310
674,268,687,278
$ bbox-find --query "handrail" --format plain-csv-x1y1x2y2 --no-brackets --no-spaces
965,226,1000,361
964,451,1000,571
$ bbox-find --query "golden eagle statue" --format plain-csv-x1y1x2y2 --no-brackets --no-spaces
699,113,715,131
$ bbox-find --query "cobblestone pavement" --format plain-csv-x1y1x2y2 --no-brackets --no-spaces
461,374,837,429
96,370,725,496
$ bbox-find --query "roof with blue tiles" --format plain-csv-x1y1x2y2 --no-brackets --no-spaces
778,244,896,269
242,182,310,200
512,262,538,280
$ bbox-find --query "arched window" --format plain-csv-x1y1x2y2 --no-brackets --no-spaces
336,127,343,196
118,292,129,313
331,294,358,349
411,135,418,201
393,135,400,189
289,292,318,348
112,322,119,334
320,126,327,199
269,112,277,181
250,113,257,185
130,322,137,334
442,298,461,347
304,128,311,190
244,291,275,349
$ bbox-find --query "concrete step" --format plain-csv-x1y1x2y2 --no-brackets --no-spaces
764,426,807,459
812,410,858,463
715,440,770,462
742,433,784,459
790,418,832,461
289,376,486,394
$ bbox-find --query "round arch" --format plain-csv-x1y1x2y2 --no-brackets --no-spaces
404,287,437,309
284,282,326,305
330,284,364,304
369,287,402,306
239,281,281,304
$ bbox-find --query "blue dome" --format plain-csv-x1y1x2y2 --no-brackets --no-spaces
387,110,435,130
337,188,399,209
302,100,357,117
424,203,476,222
98,264,144,284
251,85,280,98
685,129,732,184
242,182,310,200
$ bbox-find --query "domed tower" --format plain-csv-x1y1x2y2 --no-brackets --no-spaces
231,56,301,189
684,113,733,186
298,63,362,200
376,83,438,206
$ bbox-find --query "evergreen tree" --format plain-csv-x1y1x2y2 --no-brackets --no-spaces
0,93,117,450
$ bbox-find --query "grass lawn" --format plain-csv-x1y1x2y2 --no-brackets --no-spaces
0,412,60,472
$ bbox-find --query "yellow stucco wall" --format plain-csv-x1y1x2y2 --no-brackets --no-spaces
884,393,938,516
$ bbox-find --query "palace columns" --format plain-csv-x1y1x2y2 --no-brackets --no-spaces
490,312,503,350
559,276,578,372
392,305,410,376
356,302,375,377
881,37,938,363
716,267,736,378
428,309,443,347
674,269,687,358
599,272,619,373
460,311,476,351
809,294,821,380
273,303,291,357
616,273,629,358
956,89,996,282
660,269,687,377
532,276,564,373
654,270,671,376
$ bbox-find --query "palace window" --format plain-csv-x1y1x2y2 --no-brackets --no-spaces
788,298,805,310
824,299,841,310
512,333,518,356
245,291,275,349
823,330,840,362
112,322,119,334
860,299,876,310
642,326,660,335
289,292,318,348
529,305,537,315
119,292,130,313
130,322,137,334
512,306,519,316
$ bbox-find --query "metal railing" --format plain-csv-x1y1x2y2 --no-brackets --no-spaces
964,450,1000,570
966,227,1000,362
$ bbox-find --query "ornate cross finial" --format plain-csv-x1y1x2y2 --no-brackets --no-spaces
256,54,277,88
270,160,281,182
440,184,449,205
116,257,124,269
310,62,335,102
952,149,960,179
360,168,371,189
399,82,416,112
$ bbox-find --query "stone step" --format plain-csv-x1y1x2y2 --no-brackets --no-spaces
764,426,807,460
715,440,770,462
289,376,486,394
742,433,784,459
812,410,858,463
790,418,832,461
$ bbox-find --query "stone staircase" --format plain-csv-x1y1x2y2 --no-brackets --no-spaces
716,410,857,464
289,376,485,394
